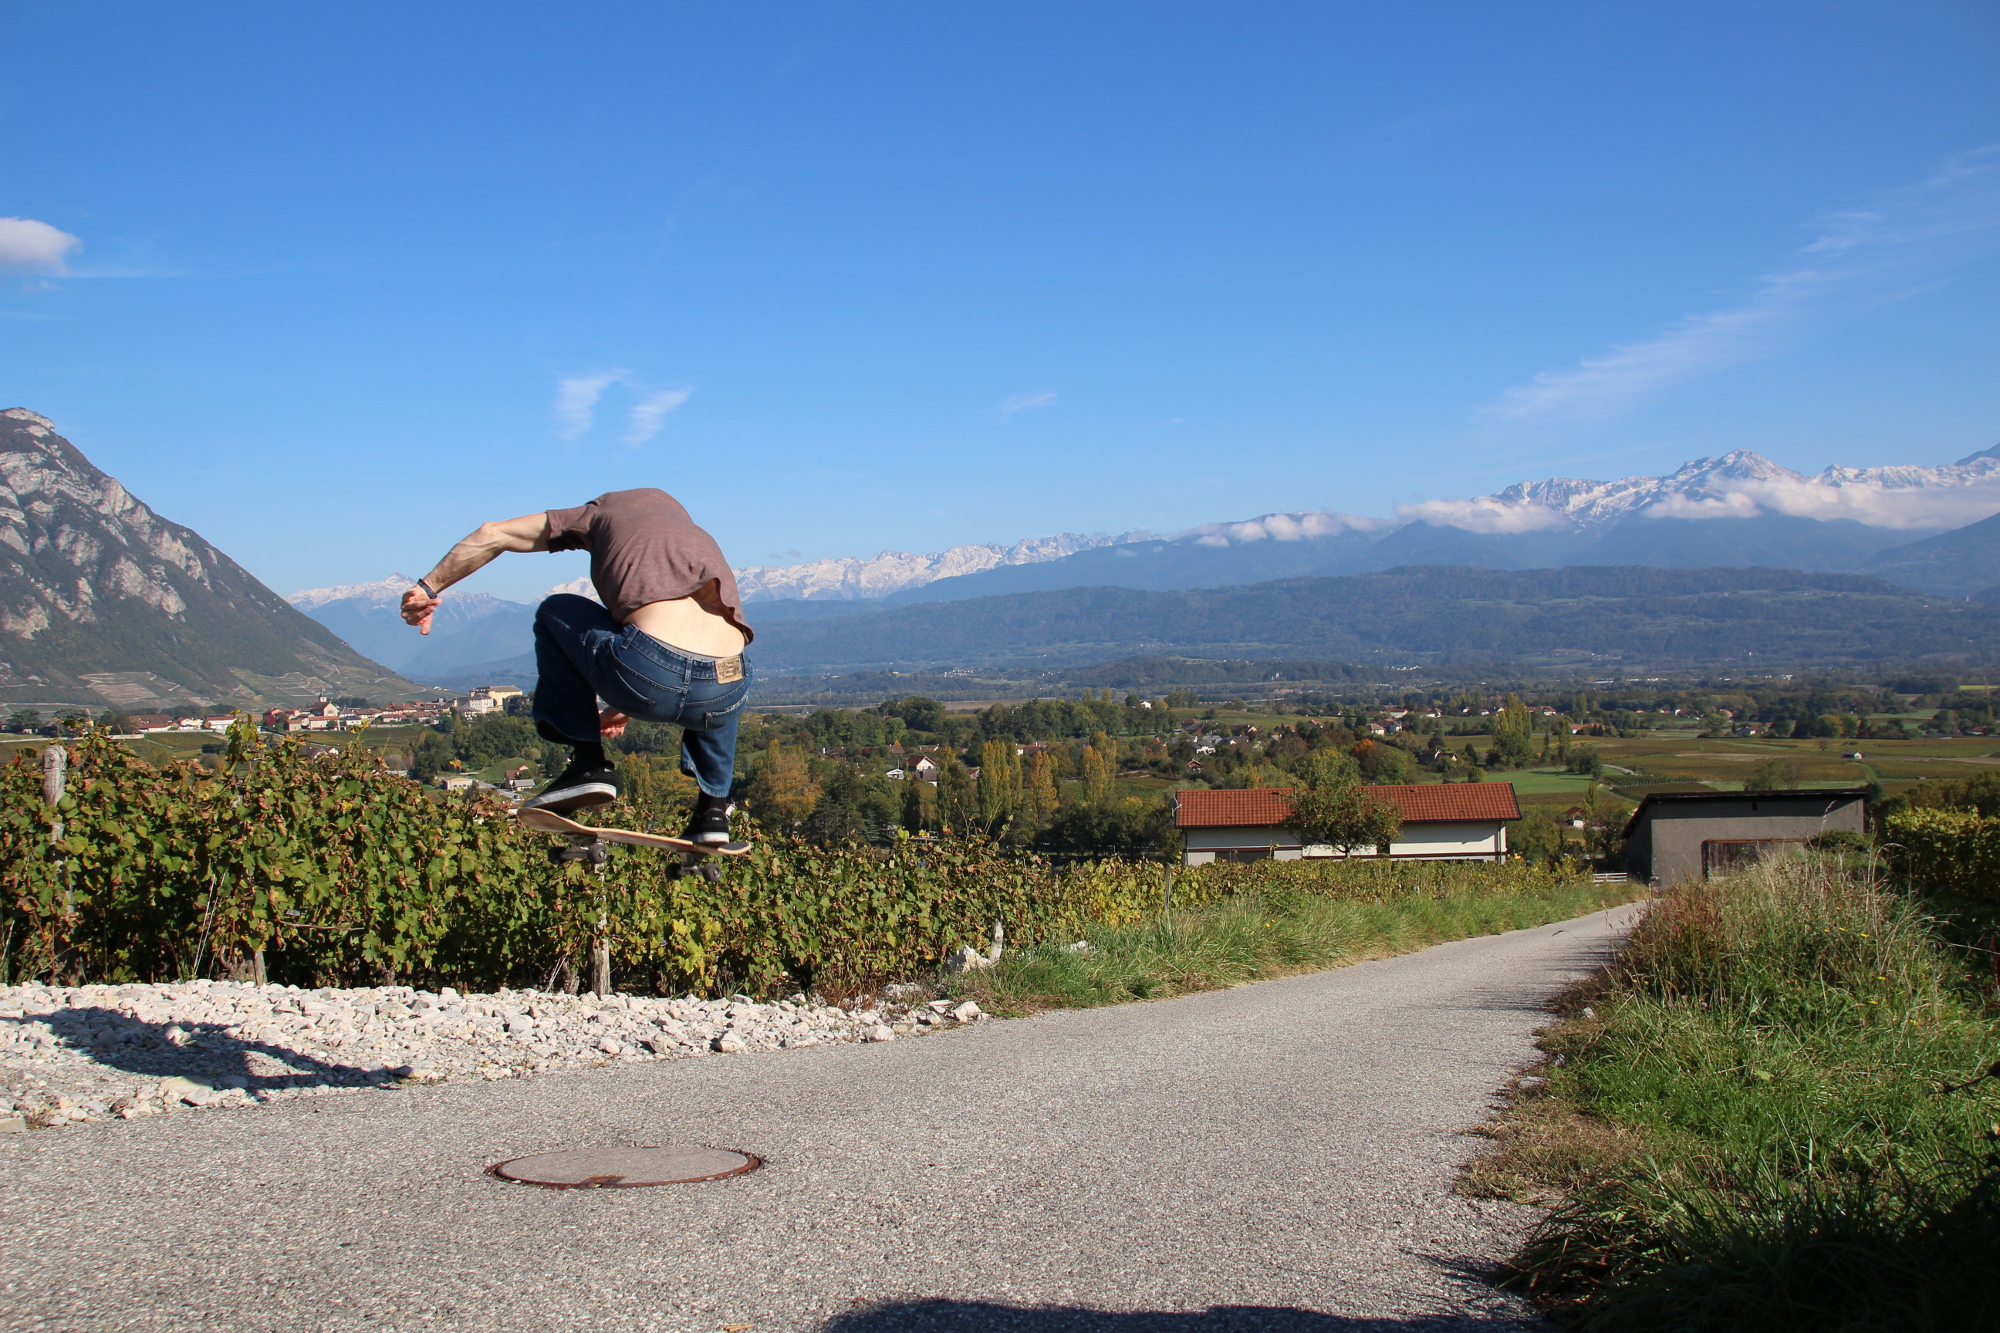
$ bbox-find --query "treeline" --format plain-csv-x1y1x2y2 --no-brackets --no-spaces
720,691,1596,856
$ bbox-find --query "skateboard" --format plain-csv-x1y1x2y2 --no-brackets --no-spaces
517,807,750,882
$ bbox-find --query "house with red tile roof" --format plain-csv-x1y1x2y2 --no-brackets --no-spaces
1173,783,1521,866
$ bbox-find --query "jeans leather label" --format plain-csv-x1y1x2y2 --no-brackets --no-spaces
715,655,744,683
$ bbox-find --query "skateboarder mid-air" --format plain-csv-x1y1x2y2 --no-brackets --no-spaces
398,488,753,846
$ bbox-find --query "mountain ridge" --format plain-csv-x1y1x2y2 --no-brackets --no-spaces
733,444,2000,604
0,409,426,709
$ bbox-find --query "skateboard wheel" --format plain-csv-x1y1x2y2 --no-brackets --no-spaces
698,862,723,883
586,843,609,866
663,863,684,881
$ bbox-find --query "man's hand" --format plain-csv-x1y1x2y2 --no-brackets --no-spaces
400,587,441,635
598,707,630,739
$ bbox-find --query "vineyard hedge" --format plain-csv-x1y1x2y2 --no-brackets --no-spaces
1882,807,2000,900
0,726,1589,995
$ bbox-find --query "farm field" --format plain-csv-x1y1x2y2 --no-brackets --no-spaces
1527,732,2000,799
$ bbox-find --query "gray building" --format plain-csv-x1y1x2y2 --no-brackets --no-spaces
1623,789,1868,885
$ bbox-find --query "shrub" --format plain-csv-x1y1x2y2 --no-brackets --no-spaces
1882,806,2000,901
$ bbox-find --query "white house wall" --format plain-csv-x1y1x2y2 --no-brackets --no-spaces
1182,821,1506,865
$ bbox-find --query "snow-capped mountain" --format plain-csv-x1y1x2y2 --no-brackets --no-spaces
734,532,1133,602
1396,447,2000,535
732,446,2000,607
286,573,419,611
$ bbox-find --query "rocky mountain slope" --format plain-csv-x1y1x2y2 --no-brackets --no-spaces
0,410,425,710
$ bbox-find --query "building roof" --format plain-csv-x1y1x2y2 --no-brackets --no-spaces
1622,787,1869,838
1174,783,1521,829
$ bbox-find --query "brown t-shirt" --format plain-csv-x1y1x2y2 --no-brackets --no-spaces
544,489,754,645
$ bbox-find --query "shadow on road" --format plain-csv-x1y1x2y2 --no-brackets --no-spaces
8,1007,390,1091
823,1300,1533,1332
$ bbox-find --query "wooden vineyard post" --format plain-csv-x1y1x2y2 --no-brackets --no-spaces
591,928,611,998
591,859,611,997
42,744,70,915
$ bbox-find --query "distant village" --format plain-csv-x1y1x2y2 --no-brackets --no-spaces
106,685,525,737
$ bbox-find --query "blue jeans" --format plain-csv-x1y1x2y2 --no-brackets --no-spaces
531,594,752,799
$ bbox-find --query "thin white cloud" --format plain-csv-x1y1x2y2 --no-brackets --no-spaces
1182,510,1386,546
1396,496,1571,533
0,218,83,274
624,388,690,444
553,369,627,440
999,389,1058,417
1485,146,2000,421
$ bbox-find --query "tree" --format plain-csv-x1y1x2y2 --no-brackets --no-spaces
1026,752,1060,823
937,748,974,833
6,709,40,734
1287,749,1402,856
1746,757,1804,791
900,775,932,833
1488,693,1536,769
978,739,1023,829
1080,732,1115,806
747,740,820,831
1352,740,1414,784
411,731,453,781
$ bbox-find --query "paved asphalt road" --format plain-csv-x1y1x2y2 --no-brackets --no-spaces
2,904,1641,1333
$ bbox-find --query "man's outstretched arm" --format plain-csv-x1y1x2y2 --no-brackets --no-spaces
399,512,551,634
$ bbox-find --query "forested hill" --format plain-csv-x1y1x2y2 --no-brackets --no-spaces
750,565,2000,673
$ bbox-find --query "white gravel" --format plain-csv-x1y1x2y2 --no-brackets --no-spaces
0,979,981,1130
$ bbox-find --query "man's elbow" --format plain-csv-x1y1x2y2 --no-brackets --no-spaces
475,520,531,553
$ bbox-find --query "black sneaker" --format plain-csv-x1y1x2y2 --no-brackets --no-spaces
522,760,618,814
682,794,735,845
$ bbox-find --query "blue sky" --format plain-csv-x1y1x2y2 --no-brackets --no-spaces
3,2,1997,603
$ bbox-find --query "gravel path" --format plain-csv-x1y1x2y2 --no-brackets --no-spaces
0,904,1640,1333
1,981,974,1128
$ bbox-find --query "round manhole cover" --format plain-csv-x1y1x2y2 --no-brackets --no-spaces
491,1146,760,1189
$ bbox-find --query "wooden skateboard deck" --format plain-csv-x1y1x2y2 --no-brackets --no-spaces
517,806,751,856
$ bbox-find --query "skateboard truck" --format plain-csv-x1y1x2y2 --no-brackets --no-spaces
664,852,724,883
551,833,610,867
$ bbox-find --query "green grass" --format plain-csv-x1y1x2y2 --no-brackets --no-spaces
1496,859,2000,1332
943,874,1639,1013
1498,768,1608,797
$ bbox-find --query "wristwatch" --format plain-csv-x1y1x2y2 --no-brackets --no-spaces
417,578,439,598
